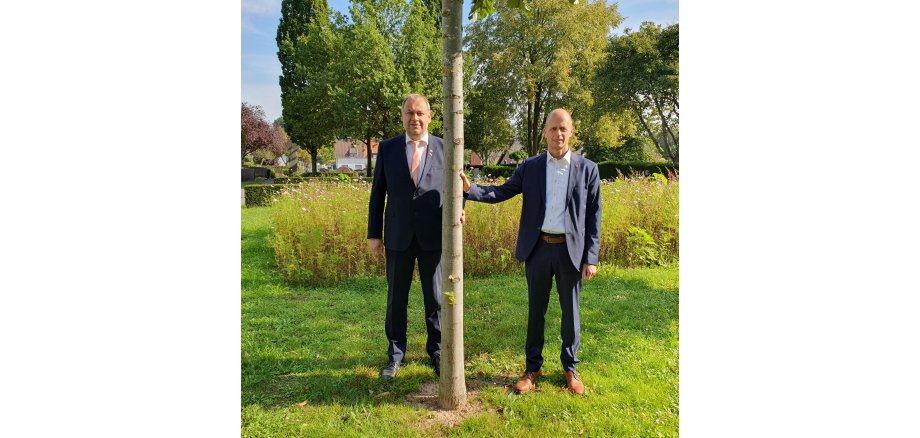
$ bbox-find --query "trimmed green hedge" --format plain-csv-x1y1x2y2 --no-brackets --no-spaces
244,185,284,207
597,161,678,180
480,164,517,178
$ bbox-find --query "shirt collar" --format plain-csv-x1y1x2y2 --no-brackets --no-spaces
405,132,429,147
546,149,571,165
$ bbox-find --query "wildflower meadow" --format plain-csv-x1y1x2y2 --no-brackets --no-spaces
269,174,678,287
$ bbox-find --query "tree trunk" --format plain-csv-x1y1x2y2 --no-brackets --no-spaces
366,134,373,177
523,83,544,156
495,139,515,165
525,100,534,155
653,96,679,152
633,100,675,165
310,148,318,173
438,0,467,410
531,83,543,156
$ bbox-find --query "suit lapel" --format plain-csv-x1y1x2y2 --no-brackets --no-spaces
392,137,413,188
566,153,580,202
417,137,440,186
536,152,547,207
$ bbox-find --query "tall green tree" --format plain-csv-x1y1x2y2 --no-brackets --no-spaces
466,0,622,156
335,0,407,177
277,0,339,173
595,22,679,164
465,75,514,164
579,110,639,161
396,0,444,135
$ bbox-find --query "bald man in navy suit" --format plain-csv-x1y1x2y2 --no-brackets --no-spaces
460,108,601,395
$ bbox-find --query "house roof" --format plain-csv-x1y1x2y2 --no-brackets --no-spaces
334,139,379,159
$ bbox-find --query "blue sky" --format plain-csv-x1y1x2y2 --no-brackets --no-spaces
242,0,678,123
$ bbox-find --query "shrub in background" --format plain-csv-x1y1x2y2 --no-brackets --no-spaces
625,226,661,267
244,185,284,207
597,161,678,180
479,164,516,178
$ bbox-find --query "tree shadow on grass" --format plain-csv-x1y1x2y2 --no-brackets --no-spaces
241,273,677,409
243,353,456,408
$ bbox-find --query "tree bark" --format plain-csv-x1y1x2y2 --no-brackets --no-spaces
438,0,467,410
366,134,373,177
633,99,675,165
653,95,679,153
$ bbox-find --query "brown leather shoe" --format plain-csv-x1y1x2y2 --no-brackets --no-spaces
514,370,542,393
564,370,585,395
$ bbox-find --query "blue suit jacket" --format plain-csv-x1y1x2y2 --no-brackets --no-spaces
467,152,601,271
368,134,445,252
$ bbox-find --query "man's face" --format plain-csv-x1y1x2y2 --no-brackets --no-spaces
543,111,573,157
402,98,431,138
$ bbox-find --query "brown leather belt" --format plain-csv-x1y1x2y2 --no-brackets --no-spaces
540,232,566,244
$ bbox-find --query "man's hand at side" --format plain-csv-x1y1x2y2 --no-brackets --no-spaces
368,238,384,258
581,264,597,281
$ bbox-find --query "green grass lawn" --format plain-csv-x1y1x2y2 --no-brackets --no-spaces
242,206,678,437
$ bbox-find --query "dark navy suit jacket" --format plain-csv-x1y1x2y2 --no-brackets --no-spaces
467,152,601,271
367,134,445,252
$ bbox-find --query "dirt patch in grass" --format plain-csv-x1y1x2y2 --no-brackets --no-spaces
406,379,506,433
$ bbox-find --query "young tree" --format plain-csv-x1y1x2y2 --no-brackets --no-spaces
241,103,283,165
595,22,679,164
438,0,467,409
439,0,582,410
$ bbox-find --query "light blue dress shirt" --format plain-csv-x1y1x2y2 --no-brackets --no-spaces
541,149,571,234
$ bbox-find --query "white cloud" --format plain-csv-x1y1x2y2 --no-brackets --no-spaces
241,16,265,35
242,0,280,15
242,53,281,78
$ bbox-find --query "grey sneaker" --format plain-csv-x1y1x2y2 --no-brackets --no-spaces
380,361,400,380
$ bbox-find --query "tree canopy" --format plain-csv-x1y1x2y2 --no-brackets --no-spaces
466,0,622,156
595,22,679,164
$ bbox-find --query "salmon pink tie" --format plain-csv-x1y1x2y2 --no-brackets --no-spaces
410,140,422,185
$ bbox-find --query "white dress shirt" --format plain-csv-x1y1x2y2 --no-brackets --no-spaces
405,133,429,181
541,149,571,234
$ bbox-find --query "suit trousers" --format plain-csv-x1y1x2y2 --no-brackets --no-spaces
385,236,442,363
524,239,582,372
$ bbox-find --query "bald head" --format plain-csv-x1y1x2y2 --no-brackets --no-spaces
544,108,573,126
543,108,574,159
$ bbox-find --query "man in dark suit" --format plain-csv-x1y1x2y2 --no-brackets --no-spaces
460,108,601,395
368,94,462,380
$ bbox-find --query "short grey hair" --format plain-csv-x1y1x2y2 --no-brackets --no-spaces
402,94,431,113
